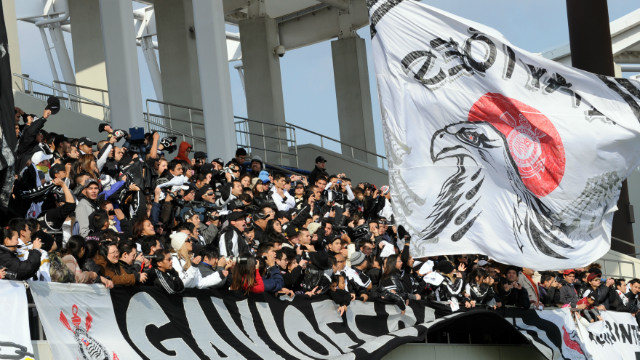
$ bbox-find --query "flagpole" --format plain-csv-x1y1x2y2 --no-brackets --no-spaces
566,0,636,256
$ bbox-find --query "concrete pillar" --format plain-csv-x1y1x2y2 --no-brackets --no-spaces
239,16,289,165
98,0,144,130
192,0,236,161
155,0,204,149
331,36,377,164
69,0,109,120
2,0,21,91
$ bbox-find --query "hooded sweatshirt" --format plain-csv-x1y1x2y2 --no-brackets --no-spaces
174,141,192,163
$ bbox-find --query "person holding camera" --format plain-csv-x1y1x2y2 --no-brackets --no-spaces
538,272,562,307
498,266,530,309
256,243,284,293
145,249,184,295
0,228,42,281
270,173,296,212
169,231,227,289
229,253,264,295
196,248,231,289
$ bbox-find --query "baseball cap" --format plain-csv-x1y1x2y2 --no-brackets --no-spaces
199,163,214,175
45,96,61,114
182,208,198,222
562,269,576,275
259,170,270,183
31,151,53,165
315,156,327,163
82,178,99,189
227,211,246,222
50,163,66,175
194,151,207,160
196,185,214,200
78,137,95,147
212,158,224,166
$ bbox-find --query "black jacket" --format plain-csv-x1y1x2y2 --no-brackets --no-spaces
0,245,42,280
309,165,328,186
145,267,184,294
217,225,250,257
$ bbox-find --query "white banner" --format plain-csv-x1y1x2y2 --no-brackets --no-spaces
577,310,640,359
0,281,34,360
29,281,141,360
509,308,588,360
370,0,640,269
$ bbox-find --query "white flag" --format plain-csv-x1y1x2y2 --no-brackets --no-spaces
0,281,34,360
370,0,640,269
29,281,142,360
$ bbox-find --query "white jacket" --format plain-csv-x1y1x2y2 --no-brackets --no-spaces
171,254,226,289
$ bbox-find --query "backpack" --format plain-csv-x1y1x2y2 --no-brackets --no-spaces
49,252,76,283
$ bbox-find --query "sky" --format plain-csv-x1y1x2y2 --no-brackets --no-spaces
12,1,640,157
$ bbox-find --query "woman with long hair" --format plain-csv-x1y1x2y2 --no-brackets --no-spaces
133,219,156,240
378,255,421,311
78,154,99,181
230,254,264,295
252,179,269,207
465,267,498,309
93,241,131,287
169,232,223,289
61,235,97,283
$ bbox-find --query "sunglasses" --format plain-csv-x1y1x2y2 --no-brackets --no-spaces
205,192,214,196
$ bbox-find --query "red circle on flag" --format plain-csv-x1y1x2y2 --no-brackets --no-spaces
468,93,565,198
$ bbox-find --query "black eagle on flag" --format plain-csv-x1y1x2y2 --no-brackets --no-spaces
421,93,620,259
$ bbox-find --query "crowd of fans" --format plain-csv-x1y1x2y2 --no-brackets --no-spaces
2,101,640,327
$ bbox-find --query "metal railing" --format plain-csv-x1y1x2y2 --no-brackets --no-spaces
144,99,207,151
141,97,388,170
233,116,299,167
15,73,111,122
53,80,110,108
284,122,388,170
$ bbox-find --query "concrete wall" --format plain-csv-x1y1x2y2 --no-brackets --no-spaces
14,91,104,142
296,144,388,186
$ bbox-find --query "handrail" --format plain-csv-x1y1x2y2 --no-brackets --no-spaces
144,120,206,142
147,98,203,113
53,80,108,94
285,122,386,161
15,73,111,121
144,98,387,169
233,115,387,163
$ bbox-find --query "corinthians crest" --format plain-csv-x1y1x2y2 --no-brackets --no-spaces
500,110,546,180
59,305,118,360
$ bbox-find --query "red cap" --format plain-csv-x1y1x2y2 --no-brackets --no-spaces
587,273,600,282
562,269,575,275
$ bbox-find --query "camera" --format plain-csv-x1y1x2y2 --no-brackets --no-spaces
3,269,18,280
112,129,129,141
295,250,311,263
274,45,285,57
160,136,177,154
225,256,250,264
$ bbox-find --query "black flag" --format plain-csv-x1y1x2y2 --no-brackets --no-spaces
0,2,17,212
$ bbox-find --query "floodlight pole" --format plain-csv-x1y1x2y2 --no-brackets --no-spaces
566,0,635,255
